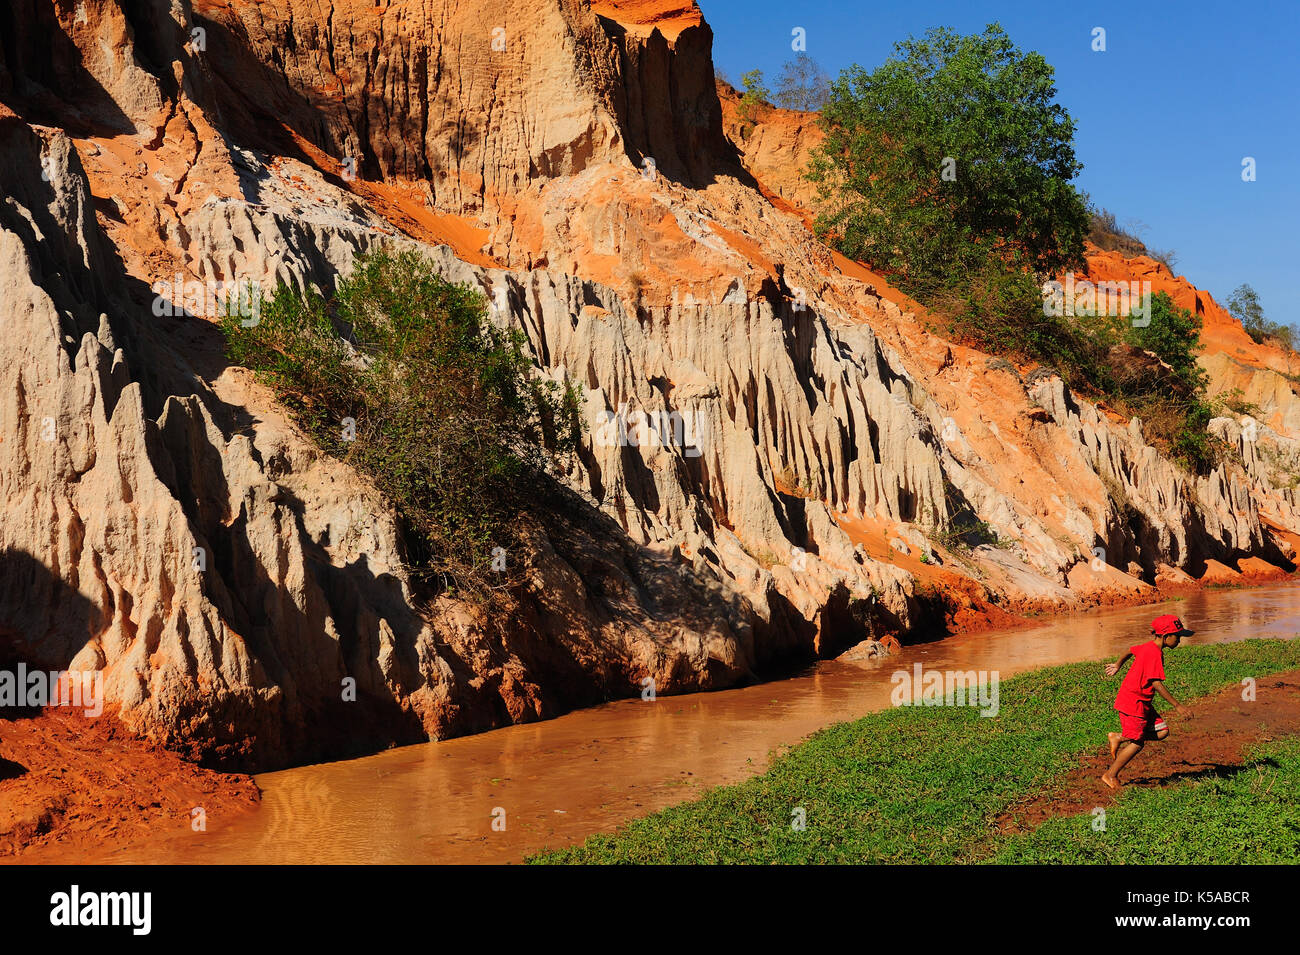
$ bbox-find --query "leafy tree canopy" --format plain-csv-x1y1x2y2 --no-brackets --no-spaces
808,23,1089,288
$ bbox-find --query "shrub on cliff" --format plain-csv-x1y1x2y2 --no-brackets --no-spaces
804,23,1223,475
937,278,1217,471
223,249,582,598
1121,292,1215,472
807,23,1089,289
1087,206,1147,258
1228,283,1294,350
1124,291,1206,395
738,69,770,123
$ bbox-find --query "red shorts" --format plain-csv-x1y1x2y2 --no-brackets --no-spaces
1118,708,1166,742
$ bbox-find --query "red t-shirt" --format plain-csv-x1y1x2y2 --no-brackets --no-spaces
1114,641,1165,715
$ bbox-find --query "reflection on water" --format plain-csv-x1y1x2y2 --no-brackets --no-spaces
38,582,1300,864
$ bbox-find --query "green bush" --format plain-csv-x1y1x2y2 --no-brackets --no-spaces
1121,293,1216,472
223,249,582,598
1124,291,1207,394
927,266,1121,392
937,277,1218,472
738,69,770,123
801,23,1223,476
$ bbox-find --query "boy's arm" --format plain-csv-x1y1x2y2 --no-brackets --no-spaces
1103,651,1133,677
1152,679,1189,714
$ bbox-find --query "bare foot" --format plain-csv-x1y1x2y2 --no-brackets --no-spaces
1101,773,1119,790
1108,732,1121,760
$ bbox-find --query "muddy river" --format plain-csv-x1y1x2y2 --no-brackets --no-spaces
46,582,1300,863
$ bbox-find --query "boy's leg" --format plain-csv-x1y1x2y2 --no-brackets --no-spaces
1102,739,1143,788
1103,711,1148,788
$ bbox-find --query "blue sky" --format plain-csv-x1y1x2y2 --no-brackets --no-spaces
701,0,1299,325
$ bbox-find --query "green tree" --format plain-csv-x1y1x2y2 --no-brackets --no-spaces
1121,292,1216,473
1225,281,1296,349
1227,283,1266,338
807,23,1088,288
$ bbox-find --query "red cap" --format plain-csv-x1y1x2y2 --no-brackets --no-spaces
1152,614,1193,637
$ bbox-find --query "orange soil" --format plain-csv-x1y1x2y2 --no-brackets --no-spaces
0,708,259,861
834,512,1050,635
275,125,502,269
707,220,778,281
828,249,935,316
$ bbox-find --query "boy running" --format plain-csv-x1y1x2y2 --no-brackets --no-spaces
1101,613,1194,789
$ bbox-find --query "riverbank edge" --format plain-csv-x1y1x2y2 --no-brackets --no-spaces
2,570,1295,862
527,637,1300,864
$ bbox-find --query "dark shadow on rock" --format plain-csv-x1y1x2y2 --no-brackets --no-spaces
0,549,101,723
0,1,135,135
182,490,435,772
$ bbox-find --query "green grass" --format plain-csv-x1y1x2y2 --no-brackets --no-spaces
992,736,1300,864
528,638,1300,864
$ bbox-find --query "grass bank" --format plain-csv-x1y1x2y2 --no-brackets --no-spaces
992,735,1300,864
529,638,1300,864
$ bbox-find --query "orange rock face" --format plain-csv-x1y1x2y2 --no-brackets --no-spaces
1084,245,1297,377
718,81,826,214
590,0,705,39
